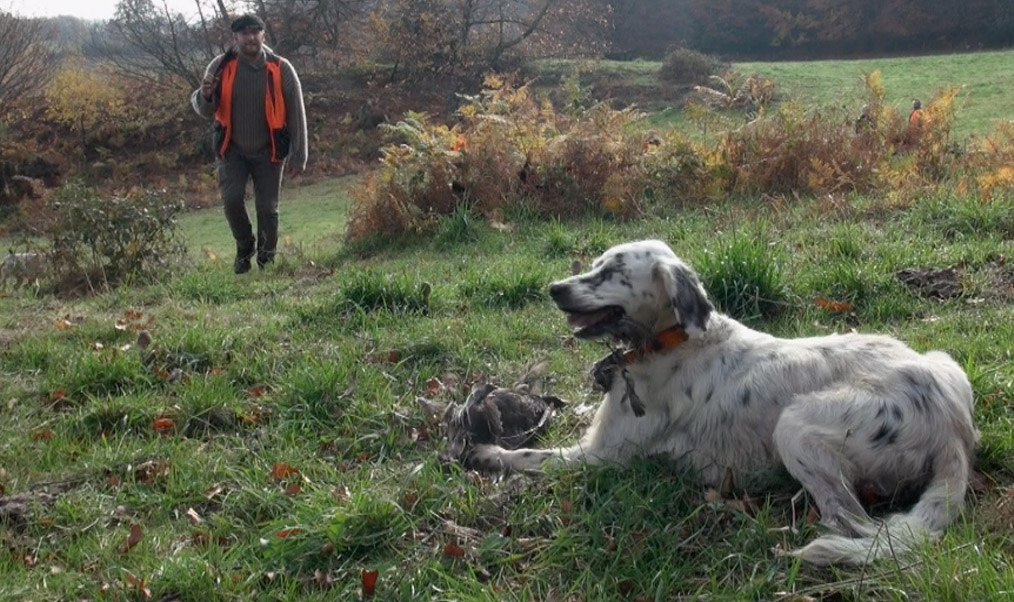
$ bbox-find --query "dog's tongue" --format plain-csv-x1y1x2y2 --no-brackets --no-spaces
566,309,613,329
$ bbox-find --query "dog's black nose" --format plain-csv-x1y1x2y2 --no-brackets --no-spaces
548,282,567,301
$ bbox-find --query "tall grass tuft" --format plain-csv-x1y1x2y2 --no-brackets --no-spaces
434,202,483,248
459,266,549,308
695,237,788,322
337,269,431,314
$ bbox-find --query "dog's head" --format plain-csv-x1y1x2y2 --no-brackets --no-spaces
549,240,713,346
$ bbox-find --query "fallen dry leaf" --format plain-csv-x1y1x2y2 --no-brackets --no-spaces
443,542,465,558
152,417,174,434
332,485,351,502
815,297,854,313
125,573,152,600
424,377,444,396
186,507,202,525
135,460,170,485
31,430,55,441
271,462,300,480
192,531,210,547
120,523,143,554
314,568,335,587
276,527,301,538
361,569,379,598
284,483,302,496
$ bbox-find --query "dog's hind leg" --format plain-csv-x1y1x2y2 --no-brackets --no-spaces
773,393,875,537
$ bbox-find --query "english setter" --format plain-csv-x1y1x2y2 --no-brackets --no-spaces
470,240,977,565
0,252,46,291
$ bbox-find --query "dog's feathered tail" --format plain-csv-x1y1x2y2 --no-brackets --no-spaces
793,444,971,565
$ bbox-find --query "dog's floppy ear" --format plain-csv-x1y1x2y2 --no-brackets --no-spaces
653,258,714,334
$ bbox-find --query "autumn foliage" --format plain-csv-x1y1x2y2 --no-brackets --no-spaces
347,69,1014,243
347,74,674,242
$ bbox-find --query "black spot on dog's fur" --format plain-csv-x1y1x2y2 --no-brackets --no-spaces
901,371,931,414
870,423,899,447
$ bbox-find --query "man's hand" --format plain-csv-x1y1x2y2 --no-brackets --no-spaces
285,164,302,179
201,75,220,101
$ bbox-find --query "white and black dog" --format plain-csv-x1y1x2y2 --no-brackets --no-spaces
469,240,978,565
0,251,46,291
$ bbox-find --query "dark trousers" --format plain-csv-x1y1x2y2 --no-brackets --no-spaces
217,148,284,264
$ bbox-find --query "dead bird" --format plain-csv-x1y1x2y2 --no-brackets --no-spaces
436,361,565,469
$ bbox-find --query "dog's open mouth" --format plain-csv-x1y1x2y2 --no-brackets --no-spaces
564,306,625,339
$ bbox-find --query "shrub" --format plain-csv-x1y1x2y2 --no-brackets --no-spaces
658,48,724,85
639,132,713,206
973,120,1014,201
45,62,127,157
346,74,666,243
45,181,186,293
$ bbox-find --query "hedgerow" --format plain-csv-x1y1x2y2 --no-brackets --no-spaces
347,70,1014,243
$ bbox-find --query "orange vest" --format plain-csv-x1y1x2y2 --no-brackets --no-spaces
214,54,288,162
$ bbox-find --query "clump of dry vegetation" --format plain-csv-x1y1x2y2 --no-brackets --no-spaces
658,47,727,85
346,74,665,242
349,69,1014,243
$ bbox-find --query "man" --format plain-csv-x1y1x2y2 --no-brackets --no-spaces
909,99,923,125
191,14,307,273
907,98,924,143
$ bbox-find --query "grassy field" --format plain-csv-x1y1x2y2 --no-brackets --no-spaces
3,52,1014,601
569,50,1014,140
740,50,1014,140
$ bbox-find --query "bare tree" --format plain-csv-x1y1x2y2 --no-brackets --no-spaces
372,0,608,84
253,0,374,56
0,11,58,123
99,0,214,90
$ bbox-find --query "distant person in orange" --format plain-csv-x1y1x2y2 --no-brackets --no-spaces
907,99,924,143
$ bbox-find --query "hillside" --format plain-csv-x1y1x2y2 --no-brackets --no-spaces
2,47,1014,599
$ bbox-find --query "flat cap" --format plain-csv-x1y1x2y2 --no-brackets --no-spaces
231,14,265,32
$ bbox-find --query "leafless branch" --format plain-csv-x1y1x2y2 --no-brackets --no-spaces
0,11,58,121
